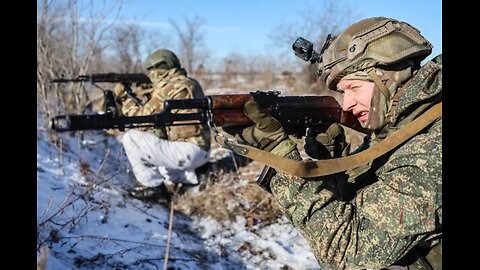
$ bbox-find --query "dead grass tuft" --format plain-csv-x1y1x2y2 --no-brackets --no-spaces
174,160,283,227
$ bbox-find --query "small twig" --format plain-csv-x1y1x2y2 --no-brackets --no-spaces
77,135,84,166
96,148,110,177
128,202,161,220
63,233,200,259
58,138,65,176
231,152,240,173
38,191,76,227
38,178,107,234
163,183,182,270
61,235,167,248
247,196,270,216
39,197,54,221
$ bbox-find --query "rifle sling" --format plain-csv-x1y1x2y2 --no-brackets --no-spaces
224,102,442,178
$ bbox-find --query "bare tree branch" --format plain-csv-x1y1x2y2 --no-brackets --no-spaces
169,16,209,74
109,24,145,72
268,0,359,87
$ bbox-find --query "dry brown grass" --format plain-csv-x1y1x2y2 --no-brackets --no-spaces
173,158,284,227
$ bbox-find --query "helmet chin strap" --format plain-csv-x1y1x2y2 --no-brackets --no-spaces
363,67,391,130
365,65,414,130
364,85,387,131
366,67,391,102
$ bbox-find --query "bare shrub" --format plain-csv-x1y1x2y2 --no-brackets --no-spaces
174,156,283,227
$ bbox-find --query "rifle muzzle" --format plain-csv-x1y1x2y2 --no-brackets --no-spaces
50,115,71,132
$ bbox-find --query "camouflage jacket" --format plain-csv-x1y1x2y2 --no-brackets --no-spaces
119,68,211,151
269,55,442,270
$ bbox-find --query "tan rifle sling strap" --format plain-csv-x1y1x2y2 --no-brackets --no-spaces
223,102,442,178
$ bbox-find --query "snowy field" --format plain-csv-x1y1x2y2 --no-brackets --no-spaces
37,114,321,269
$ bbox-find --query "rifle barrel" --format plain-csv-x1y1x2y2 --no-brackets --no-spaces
49,91,366,134
50,73,152,84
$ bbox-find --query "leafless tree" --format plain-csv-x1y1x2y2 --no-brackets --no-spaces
143,30,173,59
169,16,210,74
108,24,144,73
37,0,122,136
269,0,358,88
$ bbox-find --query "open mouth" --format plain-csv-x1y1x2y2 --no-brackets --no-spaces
356,111,369,123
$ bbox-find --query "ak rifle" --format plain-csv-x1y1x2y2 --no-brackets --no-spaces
51,73,152,106
51,90,365,137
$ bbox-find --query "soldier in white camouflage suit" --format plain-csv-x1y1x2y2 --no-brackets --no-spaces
226,17,441,269
113,49,211,200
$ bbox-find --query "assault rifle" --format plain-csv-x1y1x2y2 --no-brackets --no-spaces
51,73,152,106
51,73,151,84
51,90,365,137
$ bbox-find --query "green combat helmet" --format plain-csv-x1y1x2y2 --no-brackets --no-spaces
317,17,433,91
143,49,181,71
316,17,434,130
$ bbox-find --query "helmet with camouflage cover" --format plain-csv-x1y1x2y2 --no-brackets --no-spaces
317,17,433,90
143,49,181,70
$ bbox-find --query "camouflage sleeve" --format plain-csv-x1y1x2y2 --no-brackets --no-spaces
168,80,195,113
120,77,195,117
114,84,166,136
121,85,163,117
269,120,442,269
165,80,203,141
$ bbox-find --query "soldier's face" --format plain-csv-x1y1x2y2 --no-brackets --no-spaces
336,79,375,126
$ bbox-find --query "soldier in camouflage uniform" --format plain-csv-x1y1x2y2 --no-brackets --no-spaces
114,49,211,199
226,17,441,269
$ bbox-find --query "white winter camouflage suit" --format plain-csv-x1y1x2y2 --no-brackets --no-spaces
116,67,211,187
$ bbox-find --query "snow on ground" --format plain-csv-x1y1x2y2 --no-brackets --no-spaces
37,126,321,269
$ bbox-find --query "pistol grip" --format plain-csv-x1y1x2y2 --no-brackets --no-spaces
256,165,277,193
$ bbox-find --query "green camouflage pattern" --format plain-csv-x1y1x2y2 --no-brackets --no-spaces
143,49,180,70
269,55,442,270
318,17,432,91
120,68,211,151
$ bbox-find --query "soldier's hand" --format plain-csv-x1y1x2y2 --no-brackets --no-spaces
224,101,296,156
304,123,350,159
241,100,286,151
113,83,125,97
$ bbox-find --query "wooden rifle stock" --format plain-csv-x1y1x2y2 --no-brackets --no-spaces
206,91,365,134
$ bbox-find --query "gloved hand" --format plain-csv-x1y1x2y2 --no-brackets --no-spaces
224,100,297,156
113,83,125,97
304,123,350,159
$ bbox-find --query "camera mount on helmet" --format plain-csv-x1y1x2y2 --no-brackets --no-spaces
292,37,320,64
292,35,334,64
